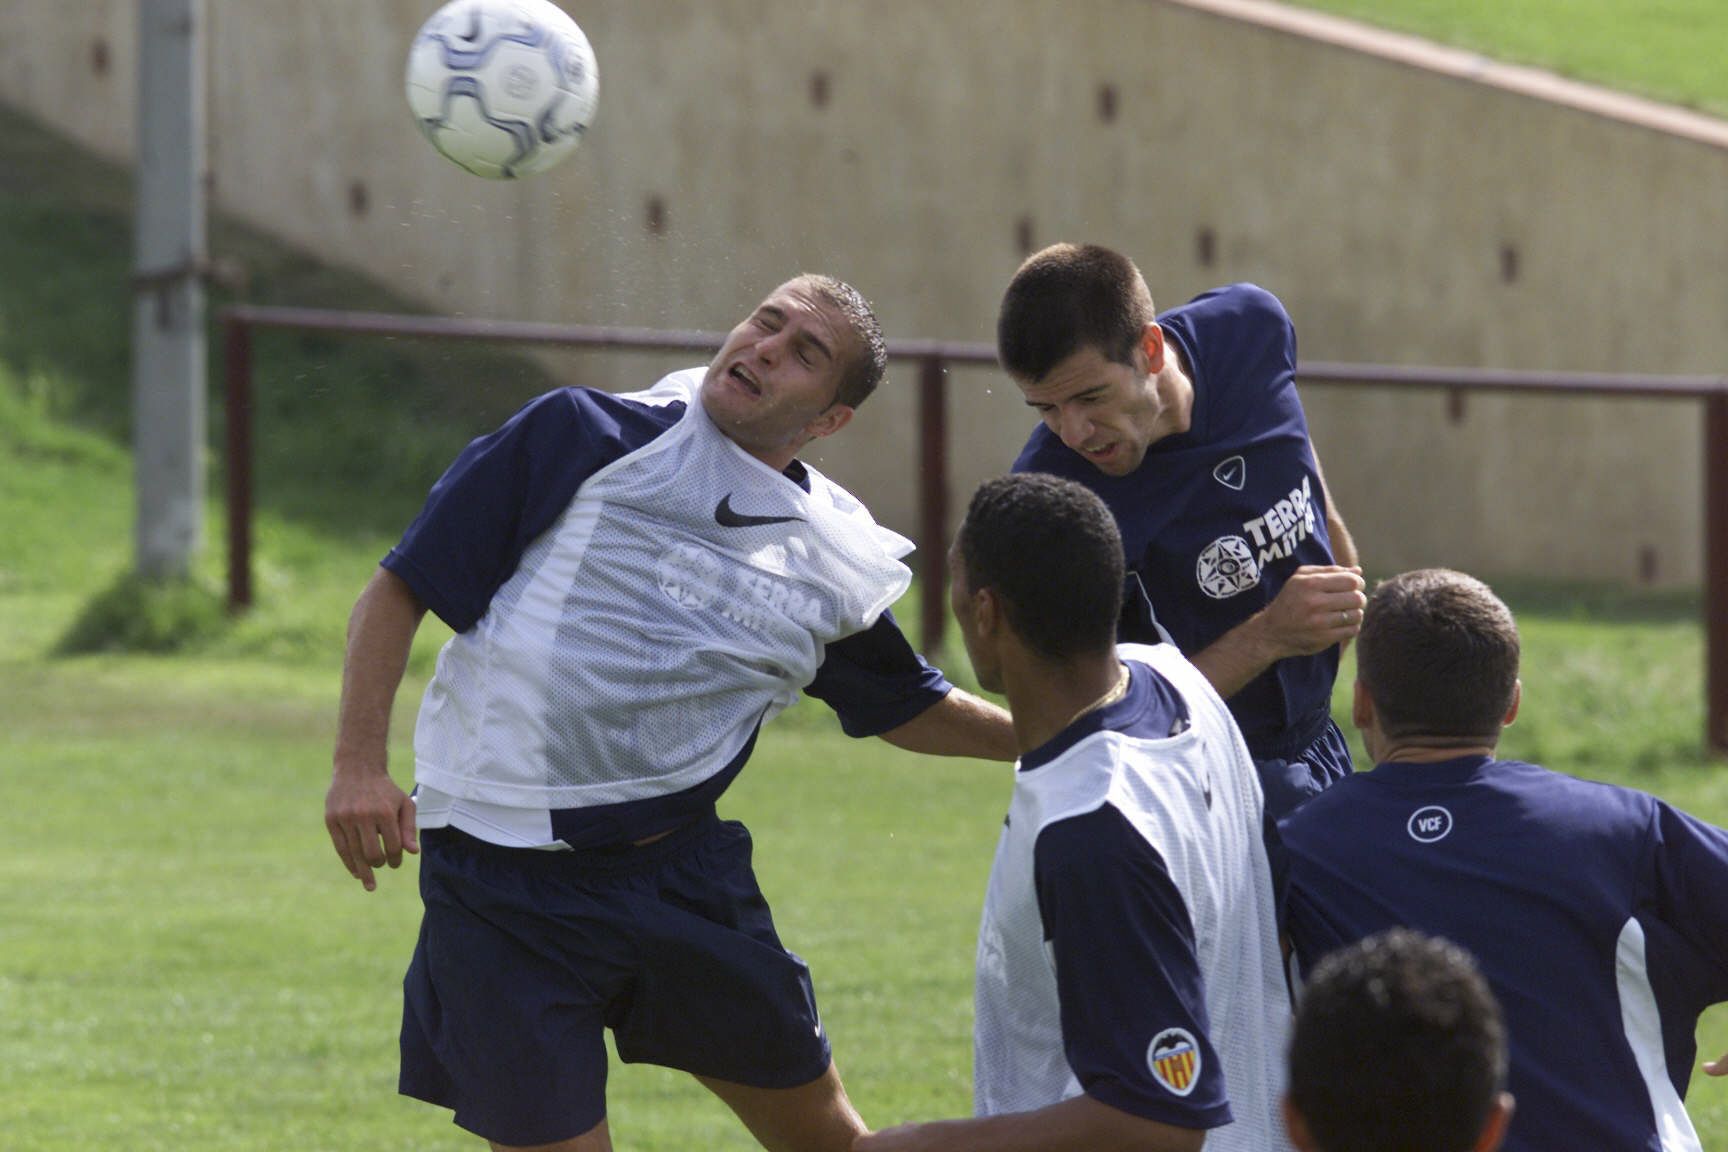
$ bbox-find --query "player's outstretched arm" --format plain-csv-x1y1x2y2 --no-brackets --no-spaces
854,1094,1203,1152
1188,565,1366,700
325,566,427,892
878,687,1017,762
1706,1053,1728,1076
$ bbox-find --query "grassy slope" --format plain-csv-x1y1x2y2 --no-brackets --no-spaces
1290,0,1728,118
2,40,1727,1145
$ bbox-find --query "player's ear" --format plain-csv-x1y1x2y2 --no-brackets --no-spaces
1351,678,1374,732
1281,1096,1319,1152
1475,1091,1515,1152
1501,680,1522,729
1138,322,1166,376
972,586,1003,639
803,402,854,441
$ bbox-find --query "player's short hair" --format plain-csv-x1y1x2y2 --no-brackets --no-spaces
792,273,888,409
996,243,1157,382
956,473,1124,662
1357,569,1520,744
1290,929,1507,1152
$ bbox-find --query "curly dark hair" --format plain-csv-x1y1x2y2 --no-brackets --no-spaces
1290,929,1508,1152
956,473,1124,662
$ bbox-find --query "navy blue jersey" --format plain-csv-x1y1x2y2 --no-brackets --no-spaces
1281,756,1728,1152
384,384,949,847
1013,284,1337,756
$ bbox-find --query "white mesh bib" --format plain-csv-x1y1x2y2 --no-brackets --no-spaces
973,643,1293,1152
412,369,914,809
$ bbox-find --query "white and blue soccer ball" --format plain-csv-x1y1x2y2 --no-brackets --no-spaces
405,0,599,180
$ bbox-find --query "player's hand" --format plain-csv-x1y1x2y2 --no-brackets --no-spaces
1260,565,1366,658
324,766,418,892
1705,1052,1728,1076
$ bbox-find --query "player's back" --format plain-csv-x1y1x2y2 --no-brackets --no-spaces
1282,756,1719,1152
1107,643,1292,1152
975,642,1292,1152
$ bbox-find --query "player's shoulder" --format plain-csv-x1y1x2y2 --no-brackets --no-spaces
1012,422,1086,476
1035,798,1156,876
1165,282,1291,336
1501,759,1662,824
543,377,691,447
1278,764,1379,832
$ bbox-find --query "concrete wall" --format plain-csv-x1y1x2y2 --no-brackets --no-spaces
1,0,1723,583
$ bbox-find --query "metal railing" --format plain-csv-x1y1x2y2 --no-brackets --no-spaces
218,304,1728,756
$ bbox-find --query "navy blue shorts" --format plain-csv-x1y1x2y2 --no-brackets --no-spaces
398,813,831,1147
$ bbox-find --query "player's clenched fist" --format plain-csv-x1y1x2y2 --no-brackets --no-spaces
1262,565,1367,657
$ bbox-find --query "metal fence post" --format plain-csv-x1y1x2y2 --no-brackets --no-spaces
223,315,253,613
918,355,949,656
1707,392,1728,755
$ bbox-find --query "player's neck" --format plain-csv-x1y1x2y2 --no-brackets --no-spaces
1156,343,1196,440
1371,733,1501,765
1002,655,1128,754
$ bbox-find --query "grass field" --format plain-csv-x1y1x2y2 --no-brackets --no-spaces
5,442,1726,1151
6,409,1726,1150
4,29,1728,1146
1292,0,1728,118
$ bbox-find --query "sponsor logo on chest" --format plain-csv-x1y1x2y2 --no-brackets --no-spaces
1242,475,1317,566
654,542,827,632
1195,474,1317,600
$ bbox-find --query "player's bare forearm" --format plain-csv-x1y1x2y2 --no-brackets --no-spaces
1189,565,1367,700
1324,504,1361,655
878,687,1017,762
854,1094,1204,1152
1326,505,1359,571
333,568,425,772
1188,618,1284,701
1311,443,1360,571
326,567,428,890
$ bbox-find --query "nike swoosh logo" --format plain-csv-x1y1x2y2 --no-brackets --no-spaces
715,494,804,528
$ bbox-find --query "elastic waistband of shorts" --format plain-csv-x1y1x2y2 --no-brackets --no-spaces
428,807,725,876
1246,707,1334,762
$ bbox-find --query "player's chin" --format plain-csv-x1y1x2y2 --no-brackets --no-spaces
1087,447,1136,476
700,381,751,423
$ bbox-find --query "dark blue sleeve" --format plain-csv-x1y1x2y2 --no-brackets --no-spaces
1648,801,1728,1004
382,387,681,632
1035,805,1232,1130
1162,283,1295,445
803,608,952,737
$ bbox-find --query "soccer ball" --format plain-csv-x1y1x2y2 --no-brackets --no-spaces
405,0,599,180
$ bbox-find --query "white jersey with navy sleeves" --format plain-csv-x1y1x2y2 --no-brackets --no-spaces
410,369,914,815
973,642,1293,1151
1281,756,1728,1152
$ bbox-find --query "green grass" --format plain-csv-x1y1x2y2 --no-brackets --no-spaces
1291,0,1728,118
3,81,1728,1149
